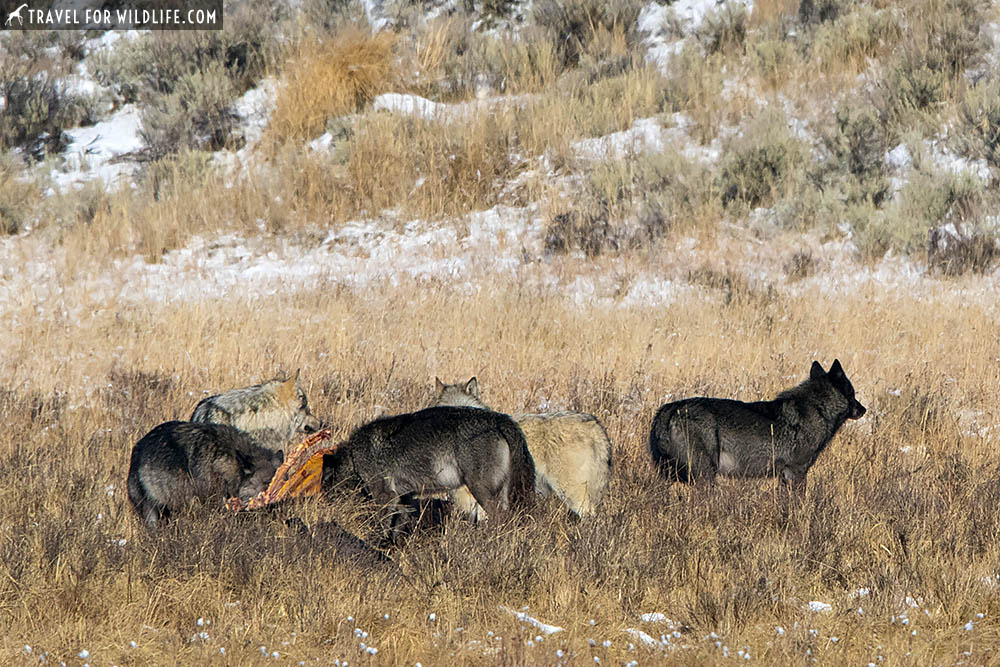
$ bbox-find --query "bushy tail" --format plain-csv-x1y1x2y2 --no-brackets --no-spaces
498,418,535,512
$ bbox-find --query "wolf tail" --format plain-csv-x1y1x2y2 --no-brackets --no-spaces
497,417,535,512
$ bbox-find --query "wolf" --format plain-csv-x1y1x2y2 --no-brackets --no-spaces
190,370,323,454
321,406,535,543
648,359,866,490
127,421,284,529
431,377,613,518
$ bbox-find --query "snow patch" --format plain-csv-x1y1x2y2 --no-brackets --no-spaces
49,104,144,191
501,607,563,635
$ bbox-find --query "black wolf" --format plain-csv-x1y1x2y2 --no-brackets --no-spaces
649,359,866,490
127,421,283,529
321,406,535,541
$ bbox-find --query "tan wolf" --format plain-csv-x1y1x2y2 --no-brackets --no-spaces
431,377,612,518
190,370,323,454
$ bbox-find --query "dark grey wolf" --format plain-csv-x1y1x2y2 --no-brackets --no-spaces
649,359,866,490
127,421,283,529
190,370,323,454
431,377,612,517
321,406,535,542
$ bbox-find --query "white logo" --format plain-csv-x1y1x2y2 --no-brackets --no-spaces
5,3,28,25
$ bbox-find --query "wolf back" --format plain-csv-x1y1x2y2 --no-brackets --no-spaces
322,406,535,516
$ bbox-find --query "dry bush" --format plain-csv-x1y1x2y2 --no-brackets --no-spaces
345,109,521,219
268,29,397,144
0,152,38,235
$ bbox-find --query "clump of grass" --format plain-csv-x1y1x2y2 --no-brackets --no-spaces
810,5,900,73
344,109,521,219
268,29,397,144
0,152,38,235
661,44,726,143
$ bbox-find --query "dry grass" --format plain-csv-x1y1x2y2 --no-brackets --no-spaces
2,265,1000,664
268,28,397,145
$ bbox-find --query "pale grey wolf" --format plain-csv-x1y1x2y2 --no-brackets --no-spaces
649,359,866,490
321,406,535,543
431,377,613,518
190,370,323,454
127,421,283,529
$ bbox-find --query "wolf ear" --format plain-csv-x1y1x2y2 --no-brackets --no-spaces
465,377,479,397
293,368,301,386
828,359,845,379
434,377,445,393
810,361,826,379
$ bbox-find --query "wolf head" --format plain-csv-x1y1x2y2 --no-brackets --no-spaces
811,359,866,420
431,376,488,409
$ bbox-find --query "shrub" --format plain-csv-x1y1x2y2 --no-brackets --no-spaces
532,0,643,70
956,78,1000,171
268,28,396,143
544,150,709,256
818,99,891,206
719,111,806,209
0,60,96,158
853,169,983,258
139,62,238,160
798,0,847,25
89,3,282,102
696,2,748,55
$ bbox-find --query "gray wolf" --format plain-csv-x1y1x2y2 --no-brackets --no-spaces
649,359,866,490
321,406,535,543
127,421,283,529
190,370,323,454
431,377,613,518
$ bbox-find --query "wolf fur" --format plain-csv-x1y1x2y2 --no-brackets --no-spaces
127,421,283,529
190,370,322,454
321,406,535,541
649,359,866,490
431,377,613,518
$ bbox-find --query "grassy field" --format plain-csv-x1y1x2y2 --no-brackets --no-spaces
1,266,999,665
